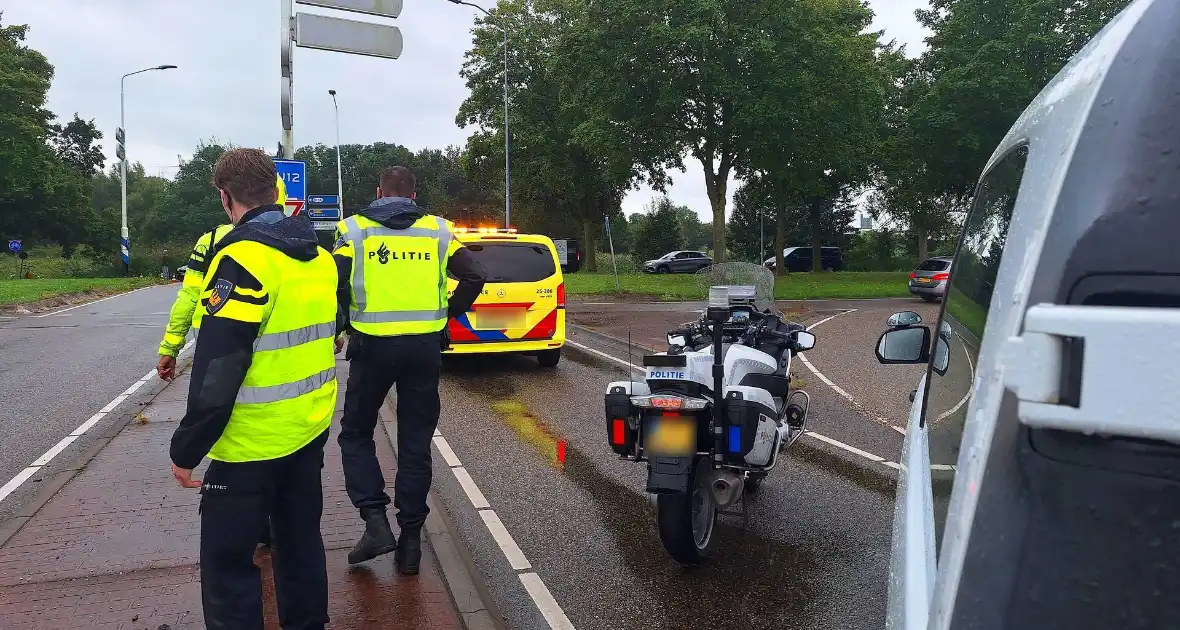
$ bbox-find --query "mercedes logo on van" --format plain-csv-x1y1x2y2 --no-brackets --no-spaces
497,288,506,298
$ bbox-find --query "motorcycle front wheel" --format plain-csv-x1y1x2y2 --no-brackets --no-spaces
656,455,716,565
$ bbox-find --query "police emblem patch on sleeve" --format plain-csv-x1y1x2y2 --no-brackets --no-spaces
207,278,235,315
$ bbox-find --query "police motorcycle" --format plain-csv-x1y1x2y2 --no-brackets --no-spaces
603,263,816,564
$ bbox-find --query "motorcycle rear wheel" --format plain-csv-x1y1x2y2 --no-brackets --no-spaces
656,455,717,564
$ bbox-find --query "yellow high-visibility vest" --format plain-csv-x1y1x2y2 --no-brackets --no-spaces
159,224,233,357
334,213,460,336
202,239,338,462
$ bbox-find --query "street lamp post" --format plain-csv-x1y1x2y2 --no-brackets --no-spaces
328,90,344,210
120,64,176,275
447,0,510,228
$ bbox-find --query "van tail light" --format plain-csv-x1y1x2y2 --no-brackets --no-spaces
932,272,950,281
557,282,565,307
909,271,916,279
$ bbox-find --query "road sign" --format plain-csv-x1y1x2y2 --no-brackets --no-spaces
295,13,403,60
284,200,306,217
8,239,20,254
308,194,339,206
273,158,307,202
312,220,337,232
116,127,125,161
296,0,402,18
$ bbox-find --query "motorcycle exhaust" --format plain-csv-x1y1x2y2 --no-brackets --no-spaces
710,469,744,508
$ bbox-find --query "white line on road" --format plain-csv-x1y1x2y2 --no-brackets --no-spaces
432,431,575,629
797,309,858,403
34,284,165,318
567,341,643,374
0,338,195,505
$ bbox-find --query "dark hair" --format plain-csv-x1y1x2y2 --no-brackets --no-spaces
378,166,416,198
212,148,279,208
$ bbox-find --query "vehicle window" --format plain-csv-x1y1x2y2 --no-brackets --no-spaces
675,252,693,259
917,259,950,272
457,242,557,283
921,144,1027,544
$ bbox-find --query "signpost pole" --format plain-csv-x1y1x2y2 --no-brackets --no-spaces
605,215,619,290
281,0,295,159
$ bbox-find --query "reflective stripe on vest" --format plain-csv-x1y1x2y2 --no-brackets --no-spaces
343,215,451,327
253,321,336,351
237,365,336,404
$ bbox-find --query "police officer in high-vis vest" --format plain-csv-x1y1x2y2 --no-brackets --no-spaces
169,149,339,629
334,166,486,572
156,176,288,381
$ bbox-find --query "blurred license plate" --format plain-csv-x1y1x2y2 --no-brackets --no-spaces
917,278,931,283
646,414,695,457
476,309,525,330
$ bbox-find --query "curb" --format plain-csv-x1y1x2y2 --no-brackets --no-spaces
0,357,190,548
378,399,507,630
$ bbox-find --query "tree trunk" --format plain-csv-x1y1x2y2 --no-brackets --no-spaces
810,200,824,272
582,218,598,272
916,223,929,262
774,206,786,277
704,172,728,263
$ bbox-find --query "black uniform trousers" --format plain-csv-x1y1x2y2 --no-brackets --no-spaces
339,331,442,531
199,430,329,630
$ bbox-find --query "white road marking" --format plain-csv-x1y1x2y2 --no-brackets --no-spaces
935,336,977,423
567,341,643,373
0,338,195,505
432,431,575,628
519,573,577,630
582,302,615,305
433,436,463,467
797,309,858,402
891,425,906,435
479,509,533,570
804,431,884,462
34,284,164,317
452,467,492,509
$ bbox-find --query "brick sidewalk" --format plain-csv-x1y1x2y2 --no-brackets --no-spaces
0,359,464,630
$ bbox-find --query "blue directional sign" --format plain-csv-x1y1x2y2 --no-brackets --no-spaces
306,193,341,222
7,239,20,254
273,159,307,202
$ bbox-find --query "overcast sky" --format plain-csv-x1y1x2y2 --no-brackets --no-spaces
6,0,930,220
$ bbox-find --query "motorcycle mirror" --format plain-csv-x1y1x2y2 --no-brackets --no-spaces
887,310,923,328
793,330,816,352
668,333,687,347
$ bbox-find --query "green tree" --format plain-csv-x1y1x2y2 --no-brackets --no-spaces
457,0,635,271
633,197,683,263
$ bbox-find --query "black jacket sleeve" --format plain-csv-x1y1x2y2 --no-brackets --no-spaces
447,246,487,318
169,256,264,469
334,253,352,334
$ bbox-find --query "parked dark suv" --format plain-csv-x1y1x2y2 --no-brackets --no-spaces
763,246,844,272
642,250,713,274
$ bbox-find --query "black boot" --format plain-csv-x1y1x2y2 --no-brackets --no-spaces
395,527,422,575
347,508,397,565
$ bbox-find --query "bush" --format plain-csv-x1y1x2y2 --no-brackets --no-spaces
595,252,641,273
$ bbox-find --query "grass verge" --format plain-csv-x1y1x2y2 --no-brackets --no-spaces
0,278,160,307
565,272,911,300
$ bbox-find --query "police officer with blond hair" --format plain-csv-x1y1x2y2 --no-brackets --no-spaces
170,148,339,628
334,166,485,572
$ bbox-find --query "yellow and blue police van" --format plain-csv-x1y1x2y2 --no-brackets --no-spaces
445,227,566,367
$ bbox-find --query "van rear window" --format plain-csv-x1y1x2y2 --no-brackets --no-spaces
464,242,556,283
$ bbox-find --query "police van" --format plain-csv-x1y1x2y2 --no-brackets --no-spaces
445,227,566,366
874,1,1180,628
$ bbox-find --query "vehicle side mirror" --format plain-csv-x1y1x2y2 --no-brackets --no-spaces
931,337,951,376
887,311,923,328
875,326,931,364
668,333,687,348
792,330,816,352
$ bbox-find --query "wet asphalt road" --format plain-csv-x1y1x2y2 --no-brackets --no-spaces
0,285,180,523
430,337,897,630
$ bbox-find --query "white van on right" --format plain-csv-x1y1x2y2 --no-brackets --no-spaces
875,1,1180,628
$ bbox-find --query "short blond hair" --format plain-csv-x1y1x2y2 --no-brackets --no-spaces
212,148,279,208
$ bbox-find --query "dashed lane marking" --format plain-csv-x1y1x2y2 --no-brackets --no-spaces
433,430,576,628
0,337,196,505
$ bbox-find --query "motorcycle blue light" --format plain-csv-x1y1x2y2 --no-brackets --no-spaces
728,425,741,452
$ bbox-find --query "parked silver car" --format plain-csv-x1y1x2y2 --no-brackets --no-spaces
641,250,712,274
907,256,952,302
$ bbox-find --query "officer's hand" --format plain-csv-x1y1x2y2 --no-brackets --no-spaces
335,335,346,354
157,355,176,381
172,464,201,489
